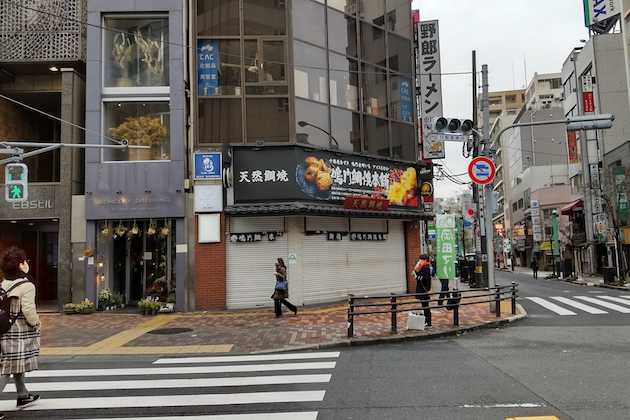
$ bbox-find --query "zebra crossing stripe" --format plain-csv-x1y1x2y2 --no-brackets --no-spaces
28,362,337,378
3,374,332,392
598,296,630,306
154,351,340,365
525,297,577,315
549,297,607,314
70,413,319,420
0,390,327,411
574,296,630,313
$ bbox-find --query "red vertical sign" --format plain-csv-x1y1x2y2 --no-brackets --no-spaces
583,91,595,113
567,131,579,164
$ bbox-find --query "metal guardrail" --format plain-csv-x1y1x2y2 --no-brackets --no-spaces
346,282,519,338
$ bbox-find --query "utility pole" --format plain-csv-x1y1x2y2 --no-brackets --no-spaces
481,64,495,292
472,51,484,288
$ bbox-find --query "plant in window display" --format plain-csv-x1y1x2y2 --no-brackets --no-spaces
112,33,134,86
135,30,164,83
109,115,167,161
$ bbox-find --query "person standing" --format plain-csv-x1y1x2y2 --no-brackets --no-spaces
0,246,41,417
413,255,432,328
531,257,539,279
272,258,297,317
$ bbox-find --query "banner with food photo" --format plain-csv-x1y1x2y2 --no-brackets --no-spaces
233,146,421,208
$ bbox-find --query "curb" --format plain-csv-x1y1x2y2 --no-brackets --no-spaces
250,304,527,355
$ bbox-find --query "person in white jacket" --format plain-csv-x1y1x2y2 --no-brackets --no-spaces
0,246,41,417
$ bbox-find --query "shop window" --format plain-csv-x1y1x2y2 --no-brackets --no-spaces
327,8,358,57
391,122,415,161
388,33,412,73
294,41,328,103
329,53,359,111
295,99,330,148
197,0,240,36
198,99,242,144
362,63,387,118
292,0,326,47
246,98,289,143
243,0,287,35
357,0,385,26
331,107,361,153
198,39,241,97
363,115,389,157
103,16,169,89
244,39,287,85
389,74,413,123
104,101,170,161
360,22,386,67
385,0,411,38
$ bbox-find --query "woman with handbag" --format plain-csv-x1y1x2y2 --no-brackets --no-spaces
272,258,297,317
0,246,41,418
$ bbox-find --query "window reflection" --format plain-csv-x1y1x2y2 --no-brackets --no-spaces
385,0,412,39
357,0,385,27
294,41,328,104
198,99,242,144
327,8,357,57
391,122,415,161
362,63,387,118
363,115,389,157
246,98,289,143
388,33,412,73
197,0,239,36
295,99,330,149
331,107,361,153
360,22,386,67
244,0,286,35
198,39,240,96
329,53,359,111
293,0,326,47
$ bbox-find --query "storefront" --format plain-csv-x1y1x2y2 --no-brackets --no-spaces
197,145,431,310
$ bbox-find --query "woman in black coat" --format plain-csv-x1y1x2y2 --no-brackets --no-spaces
272,258,297,317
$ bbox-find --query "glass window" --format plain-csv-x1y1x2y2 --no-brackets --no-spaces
385,0,411,38
244,0,287,35
197,0,239,36
104,101,170,161
246,98,289,143
294,41,328,103
329,53,359,111
331,107,361,153
388,33,412,73
327,8,357,57
357,0,385,27
198,99,242,144
104,16,169,88
391,122,415,161
328,0,357,14
362,63,387,118
389,74,413,122
363,115,389,157
244,40,286,84
198,39,241,96
295,99,331,149
293,0,326,47
360,22,386,67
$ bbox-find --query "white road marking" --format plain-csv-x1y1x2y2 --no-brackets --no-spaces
574,296,630,313
154,351,340,365
549,297,607,314
460,403,546,408
0,391,327,411
4,374,332,392
596,295,630,306
28,362,337,378
69,414,319,420
525,297,577,315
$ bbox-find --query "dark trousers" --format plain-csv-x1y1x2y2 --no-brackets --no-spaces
532,268,538,279
274,298,296,316
417,286,432,326
438,279,450,306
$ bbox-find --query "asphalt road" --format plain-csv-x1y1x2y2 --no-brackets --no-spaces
3,271,630,420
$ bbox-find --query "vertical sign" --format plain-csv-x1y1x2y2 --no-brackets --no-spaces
198,39,219,96
613,166,628,224
531,200,543,242
551,211,560,256
582,75,595,113
584,0,621,26
436,214,456,280
399,79,413,123
417,20,444,160
567,131,579,164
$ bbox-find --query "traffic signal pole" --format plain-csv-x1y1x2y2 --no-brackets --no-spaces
481,64,495,293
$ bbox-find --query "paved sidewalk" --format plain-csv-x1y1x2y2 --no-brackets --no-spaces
40,298,525,355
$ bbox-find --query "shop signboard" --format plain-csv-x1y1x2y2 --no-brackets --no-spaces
233,146,425,209
399,79,413,123
567,131,579,164
194,152,222,180
436,214,456,280
583,0,621,27
197,40,219,97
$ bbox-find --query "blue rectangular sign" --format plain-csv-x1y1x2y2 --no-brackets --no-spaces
194,152,222,180
198,39,219,96
400,79,413,123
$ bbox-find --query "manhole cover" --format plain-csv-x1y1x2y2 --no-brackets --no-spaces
147,328,193,335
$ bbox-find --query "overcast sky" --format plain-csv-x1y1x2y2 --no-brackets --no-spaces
412,0,589,197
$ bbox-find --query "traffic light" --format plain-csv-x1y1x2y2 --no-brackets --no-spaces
566,114,615,131
431,117,474,135
5,163,28,202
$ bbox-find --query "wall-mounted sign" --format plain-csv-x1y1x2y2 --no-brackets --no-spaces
11,199,53,210
229,231,282,243
567,131,579,164
584,0,621,27
327,232,345,241
233,146,423,209
423,133,446,160
198,40,219,96
194,152,222,180
350,232,387,241
194,184,223,213
436,214,456,280
343,196,389,211
399,79,413,123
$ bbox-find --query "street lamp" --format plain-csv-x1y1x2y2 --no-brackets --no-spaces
297,121,340,150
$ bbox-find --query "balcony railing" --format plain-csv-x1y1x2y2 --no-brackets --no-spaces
0,0,86,62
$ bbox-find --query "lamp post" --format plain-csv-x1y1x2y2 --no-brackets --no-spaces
297,121,340,150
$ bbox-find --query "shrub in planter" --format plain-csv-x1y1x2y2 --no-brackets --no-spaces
63,299,96,314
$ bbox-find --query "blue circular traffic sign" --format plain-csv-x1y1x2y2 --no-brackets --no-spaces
468,157,496,185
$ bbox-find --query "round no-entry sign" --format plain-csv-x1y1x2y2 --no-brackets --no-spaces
468,156,496,185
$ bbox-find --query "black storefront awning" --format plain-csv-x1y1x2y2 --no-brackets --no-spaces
560,199,584,215
225,202,431,220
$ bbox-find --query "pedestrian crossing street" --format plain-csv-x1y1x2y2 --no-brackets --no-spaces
0,351,341,419
523,294,630,316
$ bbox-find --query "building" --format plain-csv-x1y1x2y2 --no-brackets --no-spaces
0,0,87,310
192,0,431,310
478,89,525,130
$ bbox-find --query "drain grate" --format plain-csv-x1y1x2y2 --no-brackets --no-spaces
147,327,193,335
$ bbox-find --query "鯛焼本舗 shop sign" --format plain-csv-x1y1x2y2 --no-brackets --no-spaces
233,146,425,208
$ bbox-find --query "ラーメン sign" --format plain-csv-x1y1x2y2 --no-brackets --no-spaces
436,214,456,280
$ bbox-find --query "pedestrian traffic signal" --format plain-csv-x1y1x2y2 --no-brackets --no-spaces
5,163,28,202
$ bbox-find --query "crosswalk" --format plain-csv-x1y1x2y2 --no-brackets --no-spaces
524,294,630,316
0,351,340,419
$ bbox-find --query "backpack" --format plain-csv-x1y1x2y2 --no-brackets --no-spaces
0,280,30,335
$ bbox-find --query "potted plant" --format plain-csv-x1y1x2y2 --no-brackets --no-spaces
109,116,167,161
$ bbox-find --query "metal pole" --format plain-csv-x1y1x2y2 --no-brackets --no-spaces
472,51,482,288
620,0,630,116
482,64,493,291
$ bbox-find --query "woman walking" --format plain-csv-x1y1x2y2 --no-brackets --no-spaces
0,246,41,417
272,258,297,317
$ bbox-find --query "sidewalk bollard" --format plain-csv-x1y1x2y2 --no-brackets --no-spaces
495,288,501,317
511,282,517,315
453,298,460,327
347,295,354,338
390,294,397,334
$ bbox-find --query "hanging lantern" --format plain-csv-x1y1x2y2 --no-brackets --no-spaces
147,221,157,236
115,222,127,237
130,223,140,236
160,226,170,237
100,223,111,237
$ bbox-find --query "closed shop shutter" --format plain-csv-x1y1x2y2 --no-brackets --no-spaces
302,219,406,304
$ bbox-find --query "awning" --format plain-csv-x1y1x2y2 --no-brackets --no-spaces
560,199,584,215
225,202,432,220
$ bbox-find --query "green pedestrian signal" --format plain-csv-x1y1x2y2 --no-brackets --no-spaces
5,163,28,202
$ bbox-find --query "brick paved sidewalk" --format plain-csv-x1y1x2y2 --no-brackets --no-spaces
40,299,524,355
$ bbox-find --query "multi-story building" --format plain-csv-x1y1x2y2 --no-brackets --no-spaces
0,0,87,310
479,89,525,130
192,0,431,310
